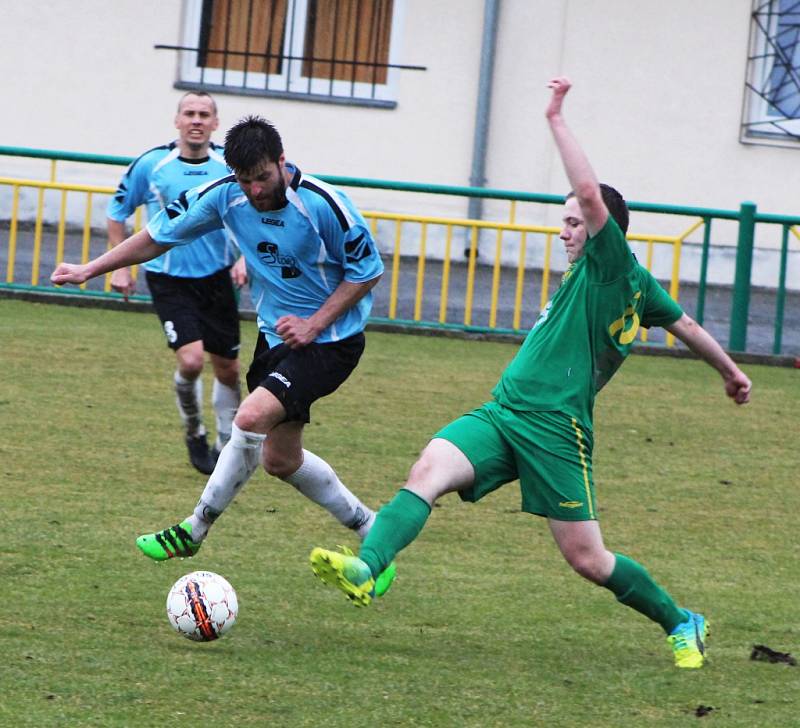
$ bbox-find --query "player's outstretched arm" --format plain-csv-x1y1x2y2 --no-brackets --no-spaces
545,76,607,237
665,313,752,404
51,229,166,287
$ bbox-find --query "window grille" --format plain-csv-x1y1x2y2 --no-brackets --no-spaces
158,0,425,107
742,0,800,144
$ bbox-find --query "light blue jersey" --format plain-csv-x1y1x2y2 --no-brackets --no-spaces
108,142,237,278
147,164,383,346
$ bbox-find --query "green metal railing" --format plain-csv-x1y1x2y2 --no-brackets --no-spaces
1,145,798,354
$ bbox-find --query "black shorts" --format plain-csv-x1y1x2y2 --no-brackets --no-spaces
145,268,240,359
246,332,365,423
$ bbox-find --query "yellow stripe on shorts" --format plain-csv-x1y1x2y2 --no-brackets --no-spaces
570,417,594,519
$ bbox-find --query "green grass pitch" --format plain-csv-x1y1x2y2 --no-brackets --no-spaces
1,299,798,726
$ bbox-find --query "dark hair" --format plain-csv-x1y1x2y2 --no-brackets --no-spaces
224,115,283,173
566,183,629,234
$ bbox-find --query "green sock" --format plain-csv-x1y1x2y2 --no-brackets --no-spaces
603,553,687,634
360,489,431,577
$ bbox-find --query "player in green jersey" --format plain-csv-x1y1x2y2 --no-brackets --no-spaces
309,77,752,669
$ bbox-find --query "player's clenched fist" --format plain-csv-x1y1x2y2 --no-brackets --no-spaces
725,371,752,405
545,76,572,119
275,314,319,349
547,76,571,94
110,268,136,299
51,262,90,286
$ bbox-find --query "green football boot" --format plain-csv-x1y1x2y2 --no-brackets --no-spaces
337,544,397,598
136,520,201,561
374,560,397,597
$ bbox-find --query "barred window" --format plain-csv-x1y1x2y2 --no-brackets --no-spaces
172,0,419,107
742,0,800,145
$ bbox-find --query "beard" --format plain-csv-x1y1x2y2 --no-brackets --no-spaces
252,173,288,211
270,173,288,209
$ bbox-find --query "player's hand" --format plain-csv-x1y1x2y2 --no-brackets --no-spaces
545,76,572,119
275,315,320,349
110,267,136,301
51,262,91,286
725,370,752,405
230,257,248,288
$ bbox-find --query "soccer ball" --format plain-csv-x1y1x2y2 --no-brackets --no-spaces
166,570,238,642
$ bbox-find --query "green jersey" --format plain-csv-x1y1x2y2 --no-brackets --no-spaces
493,216,683,432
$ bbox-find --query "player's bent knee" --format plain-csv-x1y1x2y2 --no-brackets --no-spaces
407,439,472,498
406,456,434,487
233,407,261,433
220,370,240,388
406,459,449,503
177,355,204,378
263,453,301,479
179,362,204,379
213,358,240,386
565,550,608,584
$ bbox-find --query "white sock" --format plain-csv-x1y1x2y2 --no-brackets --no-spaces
175,371,205,438
283,449,375,538
212,378,241,449
188,423,265,541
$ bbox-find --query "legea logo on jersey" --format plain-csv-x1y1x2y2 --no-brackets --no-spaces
184,170,209,176
257,241,301,279
261,217,285,227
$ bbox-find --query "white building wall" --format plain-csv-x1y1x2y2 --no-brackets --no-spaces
1,0,797,287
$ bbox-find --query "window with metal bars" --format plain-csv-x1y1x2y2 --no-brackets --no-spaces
169,0,421,107
742,0,800,144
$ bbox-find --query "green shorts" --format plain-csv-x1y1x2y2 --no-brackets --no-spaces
434,401,597,521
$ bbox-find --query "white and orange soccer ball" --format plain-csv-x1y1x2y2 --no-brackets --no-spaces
166,571,238,641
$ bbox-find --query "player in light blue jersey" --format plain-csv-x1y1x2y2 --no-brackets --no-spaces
107,92,246,475
52,116,396,593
